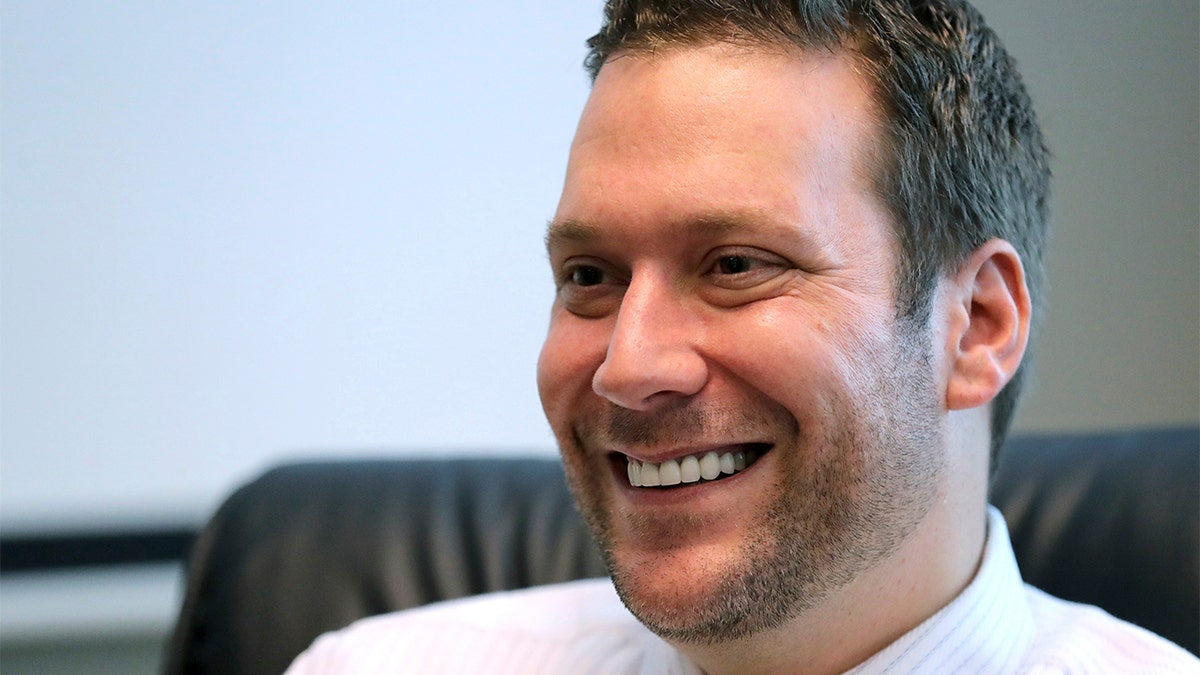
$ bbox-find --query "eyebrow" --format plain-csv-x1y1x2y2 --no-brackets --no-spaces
544,212,799,251
544,218,600,250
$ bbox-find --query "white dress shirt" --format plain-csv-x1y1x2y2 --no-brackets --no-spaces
286,508,1198,674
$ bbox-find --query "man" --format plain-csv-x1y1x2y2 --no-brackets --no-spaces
287,1,1198,672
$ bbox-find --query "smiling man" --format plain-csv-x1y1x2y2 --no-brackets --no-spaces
540,42,975,668
286,1,1197,673
538,45,970,671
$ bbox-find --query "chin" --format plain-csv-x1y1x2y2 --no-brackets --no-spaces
607,535,805,645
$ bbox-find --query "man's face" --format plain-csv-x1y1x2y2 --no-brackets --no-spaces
538,45,946,643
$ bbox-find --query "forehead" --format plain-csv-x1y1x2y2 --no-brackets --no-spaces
551,44,886,247
578,44,875,145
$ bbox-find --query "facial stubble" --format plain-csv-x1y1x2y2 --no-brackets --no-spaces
558,328,945,646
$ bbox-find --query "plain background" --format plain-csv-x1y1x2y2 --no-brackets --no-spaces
2,1,1197,534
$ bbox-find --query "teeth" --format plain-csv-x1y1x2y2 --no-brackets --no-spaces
626,448,764,488
718,452,735,475
640,462,661,487
659,458,681,486
679,455,700,483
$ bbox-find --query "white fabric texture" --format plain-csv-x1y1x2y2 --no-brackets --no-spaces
286,508,1198,674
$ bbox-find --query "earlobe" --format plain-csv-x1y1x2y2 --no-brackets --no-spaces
944,239,1031,411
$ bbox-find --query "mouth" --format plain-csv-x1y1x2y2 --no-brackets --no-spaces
619,443,770,488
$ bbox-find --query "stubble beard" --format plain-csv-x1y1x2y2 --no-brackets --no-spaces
558,330,945,646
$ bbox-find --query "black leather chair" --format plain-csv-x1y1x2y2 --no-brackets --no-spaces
164,428,1199,674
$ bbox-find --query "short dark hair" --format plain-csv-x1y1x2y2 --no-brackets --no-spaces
583,0,1050,465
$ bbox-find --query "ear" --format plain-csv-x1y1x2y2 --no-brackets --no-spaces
944,239,1031,411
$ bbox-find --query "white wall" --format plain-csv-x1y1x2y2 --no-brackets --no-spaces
2,2,599,531
980,1,1199,438
2,1,1197,534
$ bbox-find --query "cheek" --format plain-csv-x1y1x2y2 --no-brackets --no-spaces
717,306,830,392
536,314,610,424
716,304,894,412
727,339,830,419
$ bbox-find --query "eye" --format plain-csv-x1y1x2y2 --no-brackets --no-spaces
704,248,792,291
555,259,625,318
570,265,606,287
716,255,755,275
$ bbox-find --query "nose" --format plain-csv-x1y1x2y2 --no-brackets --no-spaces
592,273,708,410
